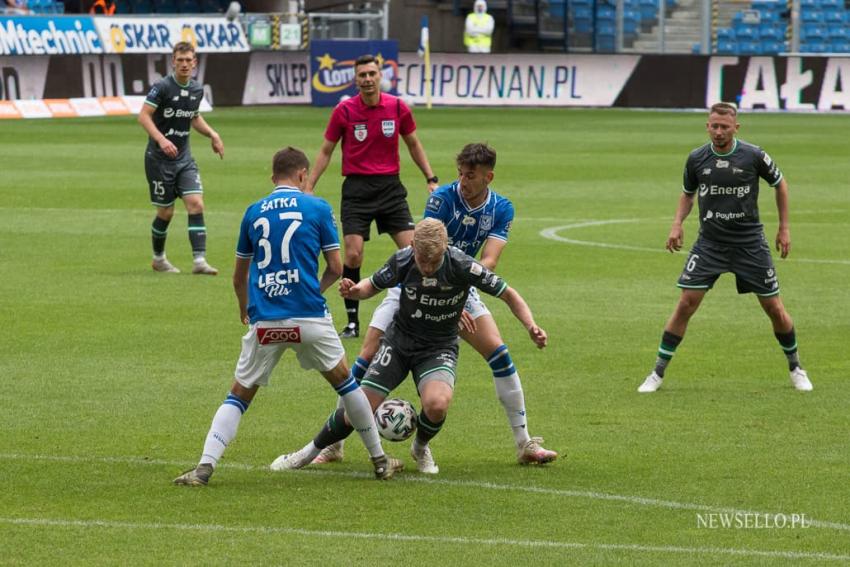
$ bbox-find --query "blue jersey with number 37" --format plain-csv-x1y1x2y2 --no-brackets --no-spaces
236,186,340,323
423,182,514,258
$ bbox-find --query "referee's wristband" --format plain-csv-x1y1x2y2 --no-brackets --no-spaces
426,176,439,184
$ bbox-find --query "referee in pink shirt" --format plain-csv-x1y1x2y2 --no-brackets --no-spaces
306,54,439,338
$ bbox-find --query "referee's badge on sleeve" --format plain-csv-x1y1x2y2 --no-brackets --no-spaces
382,120,396,137
354,124,367,142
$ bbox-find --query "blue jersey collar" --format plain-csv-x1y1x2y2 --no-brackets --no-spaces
454,182,491,213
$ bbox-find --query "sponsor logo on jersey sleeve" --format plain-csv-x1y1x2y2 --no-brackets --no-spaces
426,196,443,213
470,262,483,276
762,153,773,166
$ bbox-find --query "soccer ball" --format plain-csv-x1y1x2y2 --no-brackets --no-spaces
375,398,417,442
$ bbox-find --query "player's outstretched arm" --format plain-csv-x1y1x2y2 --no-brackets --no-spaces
402,132,438,192
138,105,178,158
774,178,791,258
191,115,224,159
498,286,548,349
319,250,343,293
339,277,380,301
233,257,251,324
306,139,337,194
666,192,695,252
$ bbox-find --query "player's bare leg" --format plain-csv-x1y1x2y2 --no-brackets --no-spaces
758,295,812,391
639,289,706,393
461,315,557,465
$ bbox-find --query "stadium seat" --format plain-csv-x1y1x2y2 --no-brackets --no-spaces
733,24,758,40
596,5,615,19
760,25,785,40
801,9,825,22
800,41,827,52
828,41,850,52
802,22,828,39
823,9,844,22
717,27,735,40
761,39,786,52
717,39,738,53
574,17,593,33
828,24,849,39
573,7,592,20
737,40,761,53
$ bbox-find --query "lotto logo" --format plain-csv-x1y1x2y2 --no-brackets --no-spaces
257,327,302,344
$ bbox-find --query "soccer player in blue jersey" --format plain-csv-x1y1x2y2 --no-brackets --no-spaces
174,147,402,486
312,143,558,467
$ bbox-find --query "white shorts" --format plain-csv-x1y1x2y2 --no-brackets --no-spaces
234,315,345,388
369,286,492,333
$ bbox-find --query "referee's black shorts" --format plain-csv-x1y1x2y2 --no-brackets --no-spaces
340,175,415,240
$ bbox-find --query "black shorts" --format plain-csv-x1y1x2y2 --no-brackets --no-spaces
677,236,780,296
145,151,203,207
340,175,415,240
360,335,458,397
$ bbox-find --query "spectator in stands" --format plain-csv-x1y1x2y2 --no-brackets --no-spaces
4,0,30,14
464,0,495,53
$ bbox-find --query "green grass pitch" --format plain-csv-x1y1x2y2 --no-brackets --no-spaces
1,106,849,565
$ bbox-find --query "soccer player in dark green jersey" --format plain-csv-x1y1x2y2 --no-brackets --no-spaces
138,41,224,275
639,102,812,393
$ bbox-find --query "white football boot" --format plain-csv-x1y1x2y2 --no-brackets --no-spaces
152,257,180,273
789,368,813,391
517,437,558,465
312,441,345,464
638,371,663,393
410,444,439,474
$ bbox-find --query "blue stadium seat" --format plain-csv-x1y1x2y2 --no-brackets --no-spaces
717,27,735,40
800,41,827,52
828,41,850,51
574,18,593,33
760,25,785,40
802,22,828,39
737,40,761,53
823,9,844,22
761,39,786,52
820,0,842,7
717,39,738,53
573,7,592,20
828,24,849,39
733,24,758,39
801,9,825,22
596,5,615,19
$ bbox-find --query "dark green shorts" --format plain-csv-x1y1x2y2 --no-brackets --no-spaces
677,236,780,296
145,152,203,207
360,335,458,397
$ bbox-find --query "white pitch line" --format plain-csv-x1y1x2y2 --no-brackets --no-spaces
3,452,849,532
540,220,850,266
2,517,848,562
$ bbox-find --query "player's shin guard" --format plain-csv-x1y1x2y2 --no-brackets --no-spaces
336,378,383,458
188,213,207,260
342,265,361,325
488,345,530,446
654,331,683,377
151,216,170,257
313,408,355,450
414,410,445,447
775,328,801,370
200,393,250,467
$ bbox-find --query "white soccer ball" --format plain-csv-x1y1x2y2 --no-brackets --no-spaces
375,398,417,442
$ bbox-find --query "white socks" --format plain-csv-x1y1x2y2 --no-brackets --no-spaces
493,373,531,446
